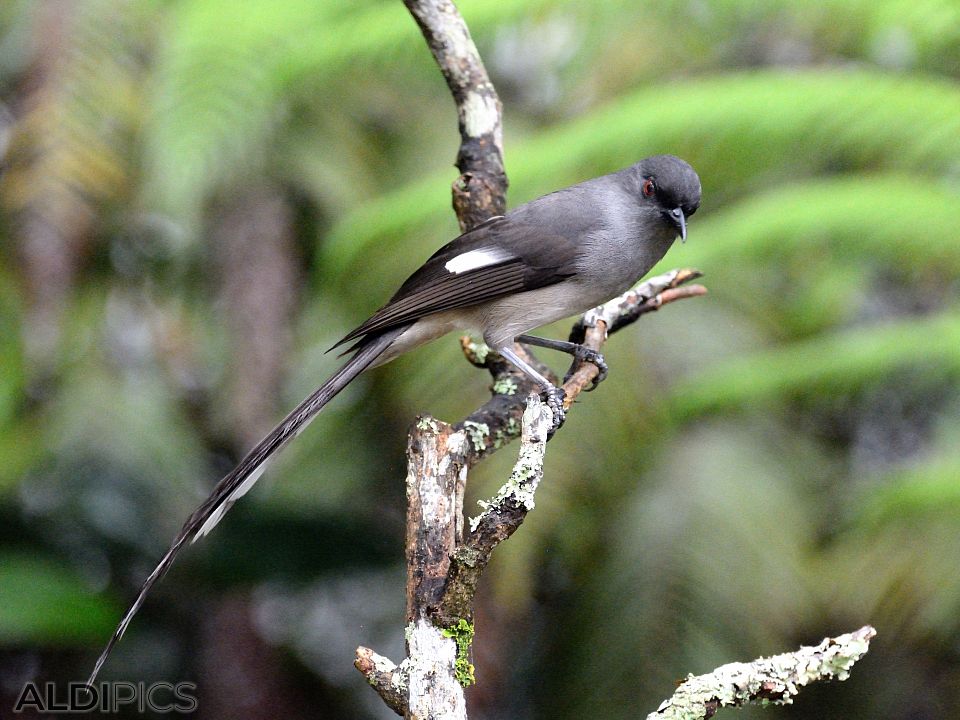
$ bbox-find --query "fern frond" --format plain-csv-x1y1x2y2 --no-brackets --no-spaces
324,70,960,282
668,310,960,422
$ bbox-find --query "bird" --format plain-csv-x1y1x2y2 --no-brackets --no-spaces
86,154,701,684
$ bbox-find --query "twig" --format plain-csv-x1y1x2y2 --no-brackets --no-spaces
647,626,877,720
563,268,706,401
354,647,407,716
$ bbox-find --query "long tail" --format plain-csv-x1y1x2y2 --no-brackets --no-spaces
86,326,407,686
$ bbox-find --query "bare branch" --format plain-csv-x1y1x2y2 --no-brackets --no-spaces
354,647,407,716
648,626,877,720
402,0,506,230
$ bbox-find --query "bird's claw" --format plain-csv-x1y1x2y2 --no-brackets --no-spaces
577,346,608,389
563,346,608,390
541,385,566,437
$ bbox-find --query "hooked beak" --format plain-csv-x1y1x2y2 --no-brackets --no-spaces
669,207,687,243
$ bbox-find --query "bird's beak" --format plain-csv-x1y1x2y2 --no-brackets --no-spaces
669,207,687,243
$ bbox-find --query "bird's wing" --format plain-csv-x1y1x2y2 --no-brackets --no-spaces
331,216,582,349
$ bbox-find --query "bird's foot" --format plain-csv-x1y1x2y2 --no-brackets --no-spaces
564,346,608,390
541,384,567,436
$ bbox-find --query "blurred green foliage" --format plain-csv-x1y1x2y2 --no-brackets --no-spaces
0,0,958,718
0,553,120,645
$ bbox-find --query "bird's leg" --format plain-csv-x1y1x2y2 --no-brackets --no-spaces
496,345,566,432
516,334,608,390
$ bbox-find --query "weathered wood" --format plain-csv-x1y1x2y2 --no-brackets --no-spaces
401,0,507,231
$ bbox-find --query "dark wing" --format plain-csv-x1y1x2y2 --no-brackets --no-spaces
330,215,582,350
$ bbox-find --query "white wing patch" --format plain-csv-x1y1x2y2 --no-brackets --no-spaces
193,461,270,541
227,461,269,502
194,503,228,541
444,247,512,274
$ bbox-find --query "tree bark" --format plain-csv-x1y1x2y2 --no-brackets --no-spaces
401,0,507,232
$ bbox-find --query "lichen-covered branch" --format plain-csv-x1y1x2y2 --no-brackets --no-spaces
453,340,554,467
354,15,853,715
402,419,470,717
647,626,877,720
404,418,468,616
357,417,472,718
435,395,552,624
405,617,468,719
401,0,506,230
354,4,507,716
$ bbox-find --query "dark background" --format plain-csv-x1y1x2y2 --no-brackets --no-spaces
1,1,959,718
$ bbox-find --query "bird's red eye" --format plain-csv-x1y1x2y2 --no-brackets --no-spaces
642,178,656,198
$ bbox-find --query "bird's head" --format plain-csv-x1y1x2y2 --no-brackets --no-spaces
633,155,701,242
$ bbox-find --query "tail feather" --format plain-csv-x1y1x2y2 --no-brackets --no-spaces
86,326,407,686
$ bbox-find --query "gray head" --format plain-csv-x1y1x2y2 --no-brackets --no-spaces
628,155,702,241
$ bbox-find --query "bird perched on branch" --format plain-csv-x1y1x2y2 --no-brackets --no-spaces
87,154,701,684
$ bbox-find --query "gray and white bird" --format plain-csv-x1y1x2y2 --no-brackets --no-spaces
87,154,701,684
